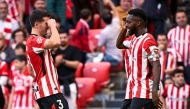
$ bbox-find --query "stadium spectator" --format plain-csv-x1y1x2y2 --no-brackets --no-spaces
94,0,122,66
54,29,82,109
141,0,167,40
8,43,26,86
11,29,27,49
46,0,67,29
0,33,15,65
116,0,132,30
0,59,8,86
25,0,47,34
163,77,173,87
0,1,19,45
72,8,92,63
163,69,190,109
167,10,190,85
157,33,184,81
7,55,36,109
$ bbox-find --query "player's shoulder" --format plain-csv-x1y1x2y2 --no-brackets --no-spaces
26,35,45,45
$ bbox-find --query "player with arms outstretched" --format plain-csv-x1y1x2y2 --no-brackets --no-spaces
26,10,68,109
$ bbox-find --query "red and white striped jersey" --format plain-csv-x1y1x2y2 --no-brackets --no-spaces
129,33,160,99
0,0,19,20
0,60,8,76
12,68,35,109
167,25,190,66
8,62,19,81
163,84,190,109
26,35,61,100
159,48,183,80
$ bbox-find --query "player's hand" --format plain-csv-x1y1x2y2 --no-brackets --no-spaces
103,0,110,5
152,91,163,108
47,19,56,28
122,16,127,29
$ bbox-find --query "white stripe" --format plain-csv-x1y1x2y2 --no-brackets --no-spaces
44,50,57,94
184,26,189,66
33,82,40,99
22,92,26,108
32,47,44,54
41,76,50,97
167,85,172,108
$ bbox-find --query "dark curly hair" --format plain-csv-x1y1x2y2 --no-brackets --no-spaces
128,8,148,27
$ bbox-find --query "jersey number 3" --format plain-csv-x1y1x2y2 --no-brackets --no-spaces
57,100,64,109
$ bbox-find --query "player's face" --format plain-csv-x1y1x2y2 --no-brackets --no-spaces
157,35,168,50
164,79,173,87
14,60,25,70
126,14,137,36
173,73,184,86
39,17,50,36
176,12,187,27
60,33,68,47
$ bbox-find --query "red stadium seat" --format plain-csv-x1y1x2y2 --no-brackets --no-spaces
100,19,106,29
83,62,111,92
75,63,83,77
76,78,96,108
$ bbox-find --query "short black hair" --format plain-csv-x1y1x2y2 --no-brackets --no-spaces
14,55,27,62
58,29,68,35
12,29,27,39
157,33,168,40
175,9,187,16
101,9,112,24
15,43,26,52
29,10,51,27
172,69,184,77
128,8,148,25
51,14,61,23
80,9,92,20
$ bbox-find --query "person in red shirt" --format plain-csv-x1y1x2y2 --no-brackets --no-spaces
7,55,36,109
26,10,68,109
72,9,92,63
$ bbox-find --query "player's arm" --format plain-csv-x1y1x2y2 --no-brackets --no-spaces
103,0,119,18
7,88,15,109
116,17,129,49
148,50,162,108
44,19,60,49
27,64,36,78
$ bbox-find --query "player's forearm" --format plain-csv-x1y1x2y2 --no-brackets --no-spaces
116,28,128,49
7,89,14,109
50,26,60,45
152,61,161,92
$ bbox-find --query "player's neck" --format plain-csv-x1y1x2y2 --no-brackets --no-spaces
174,82,184,88
135,28,146,37
31,29,42,36
179,24,187,29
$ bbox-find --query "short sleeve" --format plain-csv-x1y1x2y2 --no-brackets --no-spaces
143,38,159,62
31,36,46,54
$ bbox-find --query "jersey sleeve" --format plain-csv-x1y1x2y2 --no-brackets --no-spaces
31,36,46,54
143,38,159,62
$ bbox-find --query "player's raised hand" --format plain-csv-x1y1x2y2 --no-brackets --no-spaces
122,16,127,29
47,19,56,28
103,0,110,5
152,91,163,108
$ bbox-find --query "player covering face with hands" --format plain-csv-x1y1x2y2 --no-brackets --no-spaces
116,9,163,109
26,10,69,109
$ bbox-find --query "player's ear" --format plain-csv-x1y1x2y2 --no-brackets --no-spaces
137,21,140,26
34,22,39,28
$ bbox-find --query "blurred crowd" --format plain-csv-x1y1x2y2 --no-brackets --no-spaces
0,0,190,109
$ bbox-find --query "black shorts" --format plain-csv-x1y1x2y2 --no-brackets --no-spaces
130,98,157,109
120,99,132,109
36,93,69,109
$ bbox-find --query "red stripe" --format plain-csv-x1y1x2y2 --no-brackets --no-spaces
4,28,11,33
182,85,186,109
26,87,29,107
183,28,186,66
